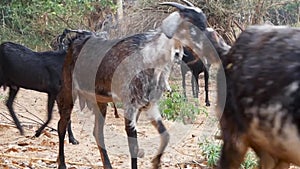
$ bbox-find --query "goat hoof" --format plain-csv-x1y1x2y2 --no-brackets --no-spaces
58,164,66,169
35,130,42,137
103,165,113,169
151,156,161,169
138,148,145,158
18,128,24,135
69,138,79,145
205,102,210,107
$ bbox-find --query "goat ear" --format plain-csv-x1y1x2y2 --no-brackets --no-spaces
161,12,183,39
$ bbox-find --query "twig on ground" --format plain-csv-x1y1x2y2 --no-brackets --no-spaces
0,153,103,167
0,111,14,123
15,102,45,123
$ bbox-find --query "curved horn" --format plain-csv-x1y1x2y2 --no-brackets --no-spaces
159,2,187,11
181,0,194,7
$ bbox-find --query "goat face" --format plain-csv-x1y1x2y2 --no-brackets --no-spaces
161,0,207,31
160,2,207,31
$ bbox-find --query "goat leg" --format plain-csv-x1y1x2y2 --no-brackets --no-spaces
124,106,140,169
56,90,74,169
204,69,210,106
144,103,170,169
151,119,169,169
93,103,112,169
67,120,79,144
191,73,198,98
57,108,72,169
35,94,56,137
218,131,248,169
6,87,24,135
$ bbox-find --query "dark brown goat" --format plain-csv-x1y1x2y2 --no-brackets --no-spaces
161,4,300,167
216,25,300,168
56,2,208,169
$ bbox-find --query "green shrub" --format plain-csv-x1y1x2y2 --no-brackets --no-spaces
0,0,116,50
241,152,258,169
199,139,258,168
159,85,207,124
199,140,221,167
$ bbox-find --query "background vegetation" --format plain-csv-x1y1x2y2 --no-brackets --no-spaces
1,0,299,50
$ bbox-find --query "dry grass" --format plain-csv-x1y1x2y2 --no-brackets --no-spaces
108,9,169,39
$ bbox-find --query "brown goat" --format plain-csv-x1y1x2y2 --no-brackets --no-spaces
56,2,208,169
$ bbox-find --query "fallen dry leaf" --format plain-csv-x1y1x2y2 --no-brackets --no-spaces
27,147,43,152
41,139,56,147
4,147,19,153
17,142,30,146
43,130,52,138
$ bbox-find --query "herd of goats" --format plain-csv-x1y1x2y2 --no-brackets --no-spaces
0,0,300,169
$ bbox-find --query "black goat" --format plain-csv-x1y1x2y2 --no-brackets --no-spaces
180,28,230,106
180,46,210,105
0,29,93,144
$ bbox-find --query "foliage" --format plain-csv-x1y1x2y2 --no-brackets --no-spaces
186,0,300,45
199,140,221,167
241,152,258,169
0,0,116,50
1,0,299,49
159,85,207,124
199,139,258,168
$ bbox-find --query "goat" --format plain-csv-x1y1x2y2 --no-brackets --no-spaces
214,25,300,169
56,1,207,169
59,29,120,119
181,46,210,103
163,3,300,167
0,29,93,144
180,28,230,106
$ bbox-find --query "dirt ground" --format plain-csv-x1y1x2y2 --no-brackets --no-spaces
0,65,220,169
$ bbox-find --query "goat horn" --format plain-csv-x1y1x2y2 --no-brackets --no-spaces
181,0,194,7
160,2,187,11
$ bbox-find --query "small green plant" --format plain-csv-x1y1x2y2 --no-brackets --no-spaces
199,140,221,167
241,151,258,169
159,85,207,124
199,139,258,168
113,102,123,109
